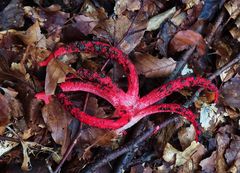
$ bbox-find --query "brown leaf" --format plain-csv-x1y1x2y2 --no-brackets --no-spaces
45,59,76,95
133,52,176,78
93,14,147,54
15,21,47,48
86,97,106,118
178,125,195,149
169,29,206,56
0,93,11,127
41,98,73,154
220,77,240,108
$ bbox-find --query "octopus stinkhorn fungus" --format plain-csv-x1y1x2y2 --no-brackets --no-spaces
35,41,219,141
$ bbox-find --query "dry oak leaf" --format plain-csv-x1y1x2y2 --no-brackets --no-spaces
169,29,206,56
133,52,176,78
45,59,76,95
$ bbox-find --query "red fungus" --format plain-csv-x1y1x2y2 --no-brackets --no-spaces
36,41,219,141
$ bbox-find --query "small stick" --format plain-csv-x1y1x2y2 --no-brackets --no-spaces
81,117,179,173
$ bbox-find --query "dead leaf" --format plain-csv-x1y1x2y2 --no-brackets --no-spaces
220,77,240,108
93,14,147,54
114,0,141,15
225,135,240,165
183,0,201,10
21,141,32,171
224,0,240,20
214,40,234,82
73,15,99,36
15,21,47,48
200,151,217,173
0,0,24,30
0,94,11,127
147,7,176,31
229,27,240,42
169,30,206,56
178,125,195,149
163,141,206,170
45,59,76,95
41,98,73,154
133,52,176,78
86,97,106,118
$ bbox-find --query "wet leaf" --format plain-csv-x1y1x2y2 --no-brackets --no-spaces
169,30,206,56
133,52,176,78
45,59,76,95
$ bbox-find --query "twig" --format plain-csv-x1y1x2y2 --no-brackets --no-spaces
114,119,147,173
0,135,20,143
80,117,179,173
52,94,89,173
184,53,240,108
165,46,196,83
205,10,226,46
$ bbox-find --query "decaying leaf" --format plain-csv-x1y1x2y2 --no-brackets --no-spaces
178,125,195,149
41,98,73,154
114,0,141,15
0,94,11,127
0,0,24,30
169,30,206,56
183,0,201,10
14,21,47,48
0,134,19,157
220,77,240,108
229,27,240,42
93,14,147,54
45,59,76,95
21,141,31,171
133,52,176,78
73,15,99,36
200,151,217,173
147,7,176,31
224,0,240,20
163,141,206,170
